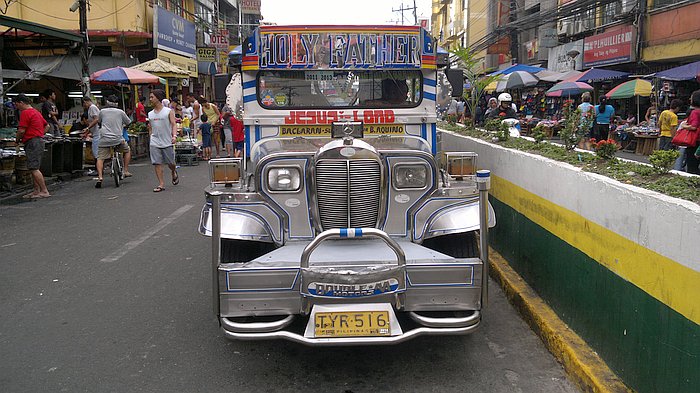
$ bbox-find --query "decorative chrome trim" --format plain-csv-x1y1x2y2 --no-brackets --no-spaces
221,315,295,333
408,310,480,328
219,312,480,346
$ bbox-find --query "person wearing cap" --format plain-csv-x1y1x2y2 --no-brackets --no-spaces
93,95,132,188
14,94,50,199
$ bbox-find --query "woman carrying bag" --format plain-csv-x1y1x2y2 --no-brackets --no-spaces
675,90,700,174
594,96,615,142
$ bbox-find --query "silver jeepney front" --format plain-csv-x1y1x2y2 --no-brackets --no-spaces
202,135,494,345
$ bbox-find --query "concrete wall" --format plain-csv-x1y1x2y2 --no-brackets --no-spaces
439,130,700,393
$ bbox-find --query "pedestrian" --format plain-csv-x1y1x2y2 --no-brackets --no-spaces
658,99,681,151
135,96,147,123
187,94,201,142
221,106,233,157
94,95,132,188
231,108,245,158
446,97,458,123
14,93,50,199
484,97,498,119
456,97,465,123
147,89,179,192
645,101,658,127
199,113,212,160
200,96,221,157
594,96,615,142
81,96,101,175
577,92,594,149
40,89,61,136
679,90,700,174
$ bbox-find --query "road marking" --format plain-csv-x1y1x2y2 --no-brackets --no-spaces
100,204,194,262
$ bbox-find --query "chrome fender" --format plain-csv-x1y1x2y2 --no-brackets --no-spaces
415,200,496,242
199,204,282,244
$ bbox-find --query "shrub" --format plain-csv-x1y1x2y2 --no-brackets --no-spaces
531,124,547,143
593,139,618,159
649,150,680,173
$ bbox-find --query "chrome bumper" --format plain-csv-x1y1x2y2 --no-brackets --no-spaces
219,311,480,346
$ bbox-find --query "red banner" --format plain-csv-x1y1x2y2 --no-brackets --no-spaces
583,25,636,67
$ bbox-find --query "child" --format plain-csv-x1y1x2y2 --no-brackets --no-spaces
658,99,681,150
182,114,191,138
199,114,212,160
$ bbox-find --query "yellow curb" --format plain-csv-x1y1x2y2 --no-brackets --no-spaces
488,247,633,393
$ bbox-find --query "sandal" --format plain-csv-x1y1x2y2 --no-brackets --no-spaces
153,186,165,192
22,193,37,199
95,179,102,189
172,171,179,185
123,172,133,178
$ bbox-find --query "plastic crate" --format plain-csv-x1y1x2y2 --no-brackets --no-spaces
176,153,198,166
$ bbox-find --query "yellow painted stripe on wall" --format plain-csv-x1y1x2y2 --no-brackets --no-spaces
491,175,700,326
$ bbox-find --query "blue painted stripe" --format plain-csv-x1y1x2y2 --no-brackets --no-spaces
424,78,436,87
340,228,348,237
242,80,256,89
431,123,437,155
424,92,436,101
355,228,362,237
255,125,261,144
421,123,427,140
245,125,251,157
243,94,256,103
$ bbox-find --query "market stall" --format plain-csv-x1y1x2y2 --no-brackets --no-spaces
130,59,189,102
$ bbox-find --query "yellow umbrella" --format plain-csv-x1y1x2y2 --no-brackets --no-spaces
485,80,498,93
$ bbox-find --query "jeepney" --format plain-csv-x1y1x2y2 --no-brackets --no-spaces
200,25,496,346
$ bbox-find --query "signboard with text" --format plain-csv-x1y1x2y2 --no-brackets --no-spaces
241,0,261,14
153,6,196,58
548,39,584,72
210,30,229,49
197,47,217,62
583,25,636,67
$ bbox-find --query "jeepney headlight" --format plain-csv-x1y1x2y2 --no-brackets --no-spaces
267,167,301,191
393,164,428,189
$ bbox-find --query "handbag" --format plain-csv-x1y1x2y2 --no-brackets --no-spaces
671,125,699,147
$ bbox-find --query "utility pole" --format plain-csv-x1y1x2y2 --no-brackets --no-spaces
79,0,91,97
392,2,418,25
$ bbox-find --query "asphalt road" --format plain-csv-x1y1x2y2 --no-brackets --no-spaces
0,158,578,393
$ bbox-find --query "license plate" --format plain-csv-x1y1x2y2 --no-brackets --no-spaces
314,311,391,337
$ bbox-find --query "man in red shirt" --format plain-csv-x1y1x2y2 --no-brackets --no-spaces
136,96,147,123
14,94,50,198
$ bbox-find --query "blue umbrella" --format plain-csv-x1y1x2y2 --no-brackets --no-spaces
654,61,700,81
490,64,543,76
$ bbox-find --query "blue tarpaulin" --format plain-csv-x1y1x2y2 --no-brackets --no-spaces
490,64,542,76
654,61,700,81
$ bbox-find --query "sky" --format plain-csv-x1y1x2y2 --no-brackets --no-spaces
259,0,432,26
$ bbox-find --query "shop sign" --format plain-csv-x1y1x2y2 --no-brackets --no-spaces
548,39,583,72
210,30,229,49
525,40,538,60
539,27,558,48
241,0,261,14
153,6,196,58
487,37,511,55
197,47,217,62
418,18,429,30
583,24,636,67
157,49,198,77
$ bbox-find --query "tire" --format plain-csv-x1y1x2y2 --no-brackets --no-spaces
112,155,121,188
421,231,480,258
220,239,276,263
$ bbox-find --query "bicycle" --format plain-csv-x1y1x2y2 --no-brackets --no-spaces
110,148,124,187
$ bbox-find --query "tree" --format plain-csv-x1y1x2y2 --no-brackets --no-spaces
449,46,500,127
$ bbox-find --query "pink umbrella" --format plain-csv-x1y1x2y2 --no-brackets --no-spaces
90,66,165,85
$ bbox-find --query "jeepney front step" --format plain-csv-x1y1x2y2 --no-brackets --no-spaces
221,314,295,333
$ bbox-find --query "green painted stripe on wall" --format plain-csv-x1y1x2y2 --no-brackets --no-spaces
490,197,700,393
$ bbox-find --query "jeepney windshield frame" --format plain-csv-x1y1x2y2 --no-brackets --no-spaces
255,69,423,110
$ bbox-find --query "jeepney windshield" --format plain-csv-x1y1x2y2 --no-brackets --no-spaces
257,70,422,109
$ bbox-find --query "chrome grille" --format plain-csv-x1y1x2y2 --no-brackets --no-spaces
316,159,381,230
